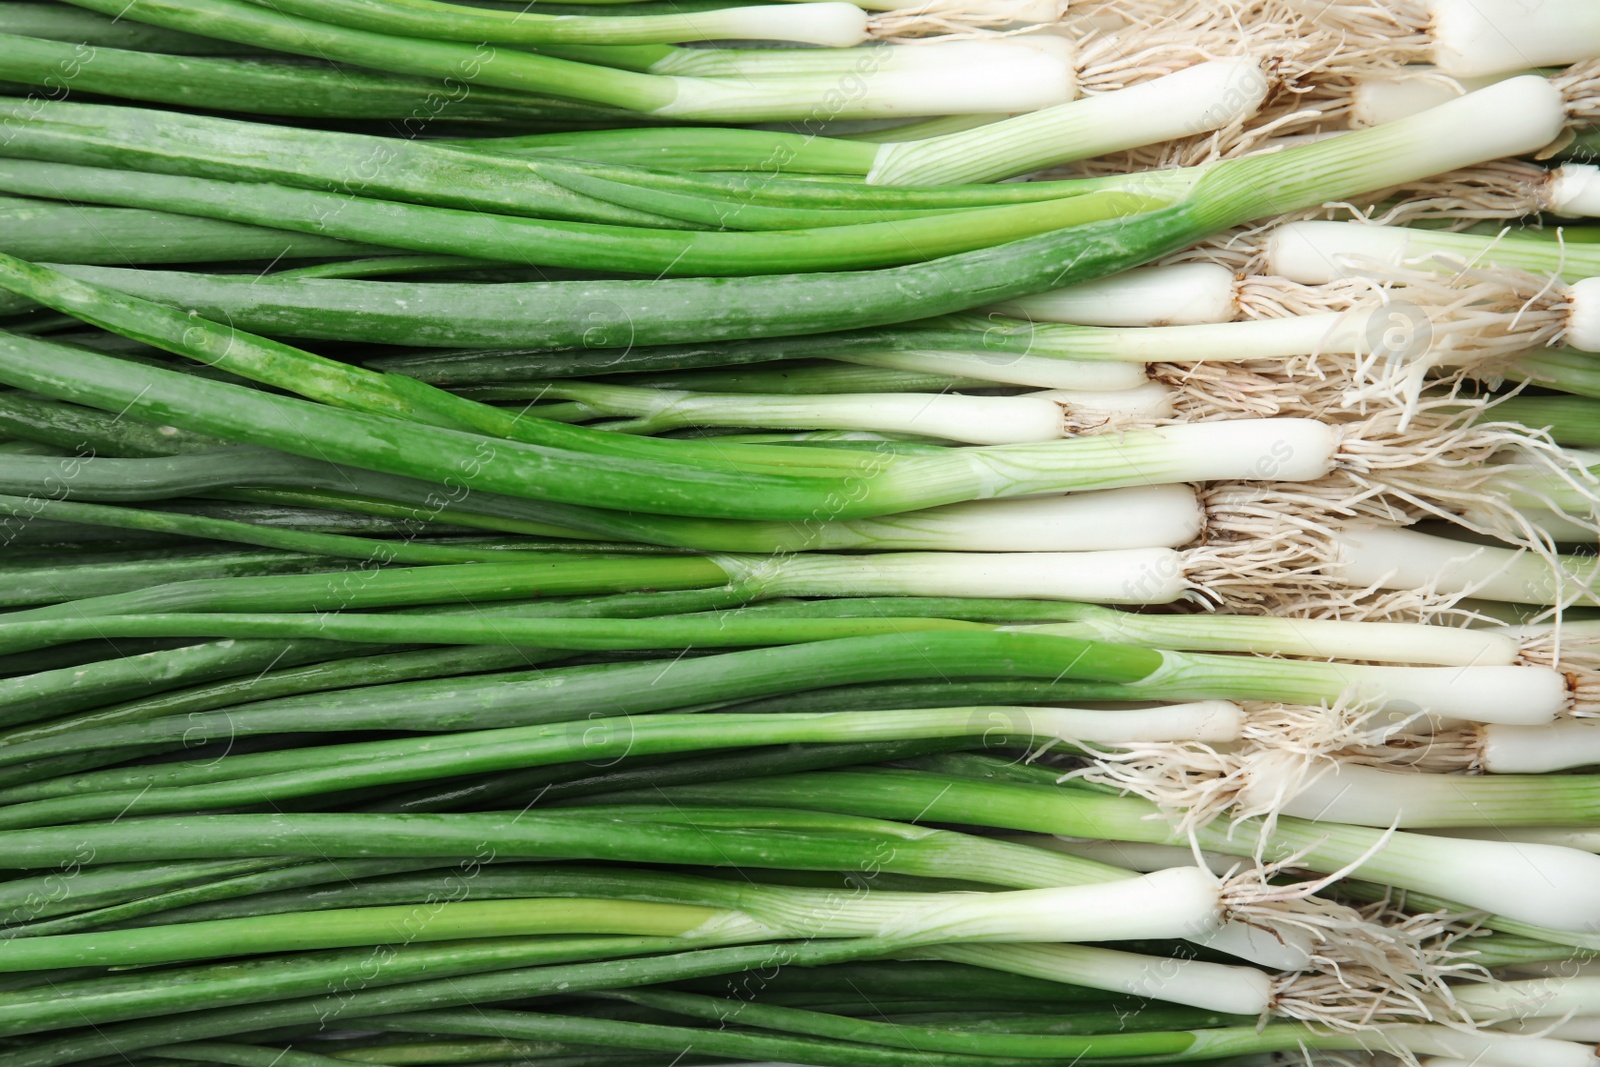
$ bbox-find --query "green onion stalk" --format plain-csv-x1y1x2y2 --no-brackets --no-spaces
0,870,1247,973
0,98,797,228
53,0,1075,120
0,329,1345,523
1230,758,1600,829
1487,395,1600,448
0,495,617,566
1326,523,1600,608
232,0,879,46
93,863,1312,1017
229,1013,1600,1067
0,767,1074,917
1267,218,1600,286
0,810,1445,1018
0,1,264,54
1512,347,1600,402
0,101,1196,231
0,543,1568,704
0,198,393,267
0,247,1564,558
594,768,1600,933
0,32,648,127
0,591,1349,741
0,843,1579,1057
0,470,1212,553
347,361,994,397
0,609,1567,729
13,932,1576,1067
1301,0,1600,80
0,627,1565,782
470,58,1270,185
0,76,1569,350
0,935,821,1039
357,304,1478,397
0,704,1244,828
343,309,1216,385
0,640,580,744
0,158,1185,275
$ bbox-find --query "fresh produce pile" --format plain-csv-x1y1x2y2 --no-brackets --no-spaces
6,0,1600,1064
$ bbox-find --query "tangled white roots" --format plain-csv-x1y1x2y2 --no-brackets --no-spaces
1222,852,1474,1029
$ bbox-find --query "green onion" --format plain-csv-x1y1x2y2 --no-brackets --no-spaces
51,0,1074,119
1269,218,1600,285
607,768,1600,932
0,705,1244,826
234,0,873,46
0,330,1343,522
0,196,389,265
0,32,633,125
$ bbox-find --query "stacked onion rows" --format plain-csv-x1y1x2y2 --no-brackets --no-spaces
8,0,1600,1065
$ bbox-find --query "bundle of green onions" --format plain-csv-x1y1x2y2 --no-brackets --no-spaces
9,0,1600,1065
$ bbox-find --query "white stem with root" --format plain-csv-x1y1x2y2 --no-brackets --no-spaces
981,838,1329,972
940,479,1578,618
1235,817,1600,934
1038,382,1177,428
1430,0,1600,77
1186,404,1600,590
1121,648,1566,723
1077,699,1396,832
952,418,1339,498
1349,1028,1596,1067
1549,163,1600,219
1476,720,1600,771
986,262,1240,327
1504,621,1600,714
732,543,1574,714
811,484,1205,552
1454,976,1600,1022
1271,220,1562,284
1286,0,1600,79
866,58,1271,185
1349,67,1524,127
1340,58,1600,132
971,282,1565,425
1009,834,1449,982
1330,523,1600,607
1207,856,1474,1029
1239,757,1600,829
1266,219,1600,286
1567,277,1600,351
